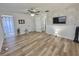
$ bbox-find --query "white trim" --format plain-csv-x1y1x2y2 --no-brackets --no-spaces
1,15,13,17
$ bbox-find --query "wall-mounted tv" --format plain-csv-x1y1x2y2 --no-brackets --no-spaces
53,16,66,24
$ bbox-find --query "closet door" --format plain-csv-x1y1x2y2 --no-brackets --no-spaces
35,15,42,32
35,14,47,32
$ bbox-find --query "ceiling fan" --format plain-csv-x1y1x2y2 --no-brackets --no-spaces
24,8,41,16
24,8,49,16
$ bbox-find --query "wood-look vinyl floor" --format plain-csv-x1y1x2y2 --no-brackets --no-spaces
0,32,79,56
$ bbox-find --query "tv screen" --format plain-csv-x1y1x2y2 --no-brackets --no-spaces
53,16,66,24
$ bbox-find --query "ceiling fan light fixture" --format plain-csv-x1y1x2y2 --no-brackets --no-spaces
31,13,35,16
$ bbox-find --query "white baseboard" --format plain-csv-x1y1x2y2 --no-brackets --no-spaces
46,32,74,40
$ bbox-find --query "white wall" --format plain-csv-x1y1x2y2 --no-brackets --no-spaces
46,25,76,40
46,6,78,40
0,19,4,52
13,13,35,35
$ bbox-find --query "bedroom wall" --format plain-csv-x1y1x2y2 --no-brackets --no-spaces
13,13,35,35
46,6,78,40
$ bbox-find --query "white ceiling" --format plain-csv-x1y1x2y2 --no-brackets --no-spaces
0,3,78,13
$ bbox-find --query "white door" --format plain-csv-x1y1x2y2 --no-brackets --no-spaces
35,15,42,32
41,14,47,32
35,14,47,32
1,15,15,38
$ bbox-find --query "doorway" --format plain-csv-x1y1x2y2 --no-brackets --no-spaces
1,15,15,38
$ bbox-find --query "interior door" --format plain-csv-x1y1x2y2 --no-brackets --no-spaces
35,14,47,32
41,14,47,32
35,15,42,32
1,15,15,38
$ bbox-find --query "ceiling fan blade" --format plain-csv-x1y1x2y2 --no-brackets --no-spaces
37,11,40,13
45,10,49,12
28,10,34,13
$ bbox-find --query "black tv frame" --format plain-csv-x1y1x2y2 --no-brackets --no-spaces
53,16,66,24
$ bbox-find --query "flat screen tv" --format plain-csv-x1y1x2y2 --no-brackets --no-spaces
53,16,66,24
